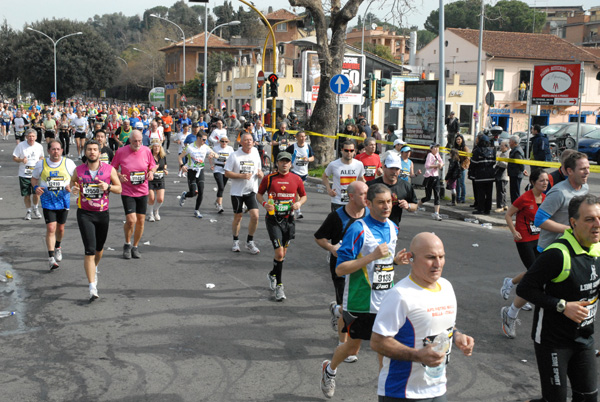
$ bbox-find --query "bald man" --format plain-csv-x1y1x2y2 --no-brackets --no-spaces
112,130,156,259
371,232,475,402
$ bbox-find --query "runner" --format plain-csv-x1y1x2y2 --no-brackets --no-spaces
42,112,57,143
82,130,114,164
57,114,71,156
209,119,228,147
12,109,29,144
178,131,218,218
70,109,88,158
12,129,45,220
355,138,382,182
224,132,264,254
211,135,234,214
70,139,121,302
147,140,167,222
111,130,156,259
114,119,133,149
257,151,307,301
322,140,365,212
285,130,314,219
270,122,291,163
31,140,76,270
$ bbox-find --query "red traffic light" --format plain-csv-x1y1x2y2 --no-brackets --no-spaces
268,73,278,84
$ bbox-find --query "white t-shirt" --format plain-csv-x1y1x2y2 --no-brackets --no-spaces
176,132,188,154
324,159,365,204
13,141,45,178
32,157,77,186
184,142,213,171
71,117,87,133
373,276,457,400
13,117,27,134
212,144,234,175
209,128,228,146
148,128,164,143
224,147,262,196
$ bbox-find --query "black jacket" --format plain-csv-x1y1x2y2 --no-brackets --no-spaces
470,146,496,182
507,146,525,178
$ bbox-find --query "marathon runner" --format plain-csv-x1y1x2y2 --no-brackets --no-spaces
147,140,168,222
12,129,45,220
31,139,76,270
257,151,307,301
70,139,121,302
12,110,29,144
70,109,88,158
211,135,234,214
285,130,314,219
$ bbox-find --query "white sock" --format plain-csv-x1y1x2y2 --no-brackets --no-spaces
508,303,520,319
148,204,154,215
327,364,336,376
27,208,31,212
89,283,97,290
155,202,163,212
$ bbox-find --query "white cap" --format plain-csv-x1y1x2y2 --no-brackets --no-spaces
135,121,144,129
393,138,406,147
384,153,402,168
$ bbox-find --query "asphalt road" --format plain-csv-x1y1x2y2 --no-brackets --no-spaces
0,138,597,402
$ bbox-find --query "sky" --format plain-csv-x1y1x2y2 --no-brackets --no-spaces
2,0,599,32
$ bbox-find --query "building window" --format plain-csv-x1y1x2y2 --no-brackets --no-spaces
456,47,459,53
494,69,504,91
433,49,436,55
276,23,287,32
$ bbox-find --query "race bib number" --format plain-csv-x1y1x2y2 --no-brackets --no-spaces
340,188,349,203
47,177,65,192
365,166,376,177
275,201,292,215
372,260,394,290
529,222,541,235
278,138,289,151
24,165,36,175
192,157,205,168
130,171,146,185
581,299,597,328
82,183,101,199
99,153,109,163
217,153,228,165
154,170,164,180
240,161,254,175
296,157,308,166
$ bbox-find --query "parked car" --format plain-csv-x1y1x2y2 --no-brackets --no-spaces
577,128,600,163
542,123,600,150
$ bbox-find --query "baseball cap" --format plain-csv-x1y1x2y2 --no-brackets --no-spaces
192,122,200,128
400,145,411,153
384,153,402,168
393,139,406,147
277,151,293,161
135,121,144,129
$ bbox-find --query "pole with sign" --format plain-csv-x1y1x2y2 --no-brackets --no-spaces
267,73,278,130
257,70,265,123
330,74,350,135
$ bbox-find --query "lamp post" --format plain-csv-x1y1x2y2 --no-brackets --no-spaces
150,14,186,86
204,21,241,110
27,27,82,103
133,47,155,89
361,0,375,55
115,57,128,100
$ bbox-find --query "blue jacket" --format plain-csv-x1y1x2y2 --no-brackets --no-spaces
531,134,552,162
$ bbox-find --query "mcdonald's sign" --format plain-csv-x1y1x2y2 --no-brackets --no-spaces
284,84,294,93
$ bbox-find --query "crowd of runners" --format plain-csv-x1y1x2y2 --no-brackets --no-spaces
5,97,599,402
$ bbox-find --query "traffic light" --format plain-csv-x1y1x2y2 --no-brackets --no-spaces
376,78,391,99
265,83,271,98
363,74,373,100
199,82,205,98
257,85,262,98
270,82,278,98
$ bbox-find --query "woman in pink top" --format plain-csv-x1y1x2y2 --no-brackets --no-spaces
417,143,444,221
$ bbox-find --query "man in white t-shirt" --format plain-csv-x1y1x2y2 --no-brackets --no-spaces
12,129,45,220
209,120,228,147
224,132,264,254
322,140,365,212
286,130,314,219
370,232,475,402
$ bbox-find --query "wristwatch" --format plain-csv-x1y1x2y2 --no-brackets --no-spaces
556,299,566,313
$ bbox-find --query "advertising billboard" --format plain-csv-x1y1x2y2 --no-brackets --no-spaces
301,51,364,104
149,87,165,108
531,63,582,106
403,80,438,146
390,75,419,108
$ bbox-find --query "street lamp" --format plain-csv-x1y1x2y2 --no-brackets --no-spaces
133,47,155,89
115,56,128,66
164,37,177,44
150,14,186,86
27,27,83,103
204,20,241,110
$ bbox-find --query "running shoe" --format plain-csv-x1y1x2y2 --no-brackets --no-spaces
275,284,286,301
123,243,132,259
194,210,203,219
500,277,514,300
268,274,277,291
432,213,442,221
329,301,339,332
501,306,520,339
296,210,304,219
231,240,241,252
48,257,59,271
154,211,161,221
131,247,141,259
320,360,336,399
242,205,248,214
522,302,533,311
33,208,42,219
148,214,155,222
214,201,220,212
54,247,62,262
179,191,186,207
218,205,224,214
245,241,260,254
24,211,31,220
344,355,358,363
89,286,99,303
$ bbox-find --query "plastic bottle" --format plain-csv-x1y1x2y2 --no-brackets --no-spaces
0,311,15,318
268,194,275,216
424,329,450,385
5,270,13,279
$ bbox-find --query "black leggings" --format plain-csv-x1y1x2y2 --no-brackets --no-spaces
77,209,110,256
516,240,540,269
163,131,171,150
213,172,228,198
185,168,205,210
533,342,597,402
421,176,440,206
59,130,70,155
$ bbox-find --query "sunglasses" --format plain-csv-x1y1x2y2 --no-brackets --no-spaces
343,149,355,153
220,140,229,143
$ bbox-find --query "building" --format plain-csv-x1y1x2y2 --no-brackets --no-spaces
416,28,600,134
345,27,409,63
534,5,585,38
564,6,600,47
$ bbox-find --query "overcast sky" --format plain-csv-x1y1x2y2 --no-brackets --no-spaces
2,0,598,32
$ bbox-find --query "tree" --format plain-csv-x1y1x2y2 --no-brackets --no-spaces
358,43,397,63
14,19,117,102
0,20,17,97
417,29,436,49
87,13,142,52
425,0,483,35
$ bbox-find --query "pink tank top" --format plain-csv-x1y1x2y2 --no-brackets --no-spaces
76,162,113,211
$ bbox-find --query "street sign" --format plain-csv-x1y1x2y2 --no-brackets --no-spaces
268,73,278,84
329,74,350,95
257,71,265,88
485,92,495,106
486,79,495,91
531,63,581,106
220,101,226,109
181,94,187,103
